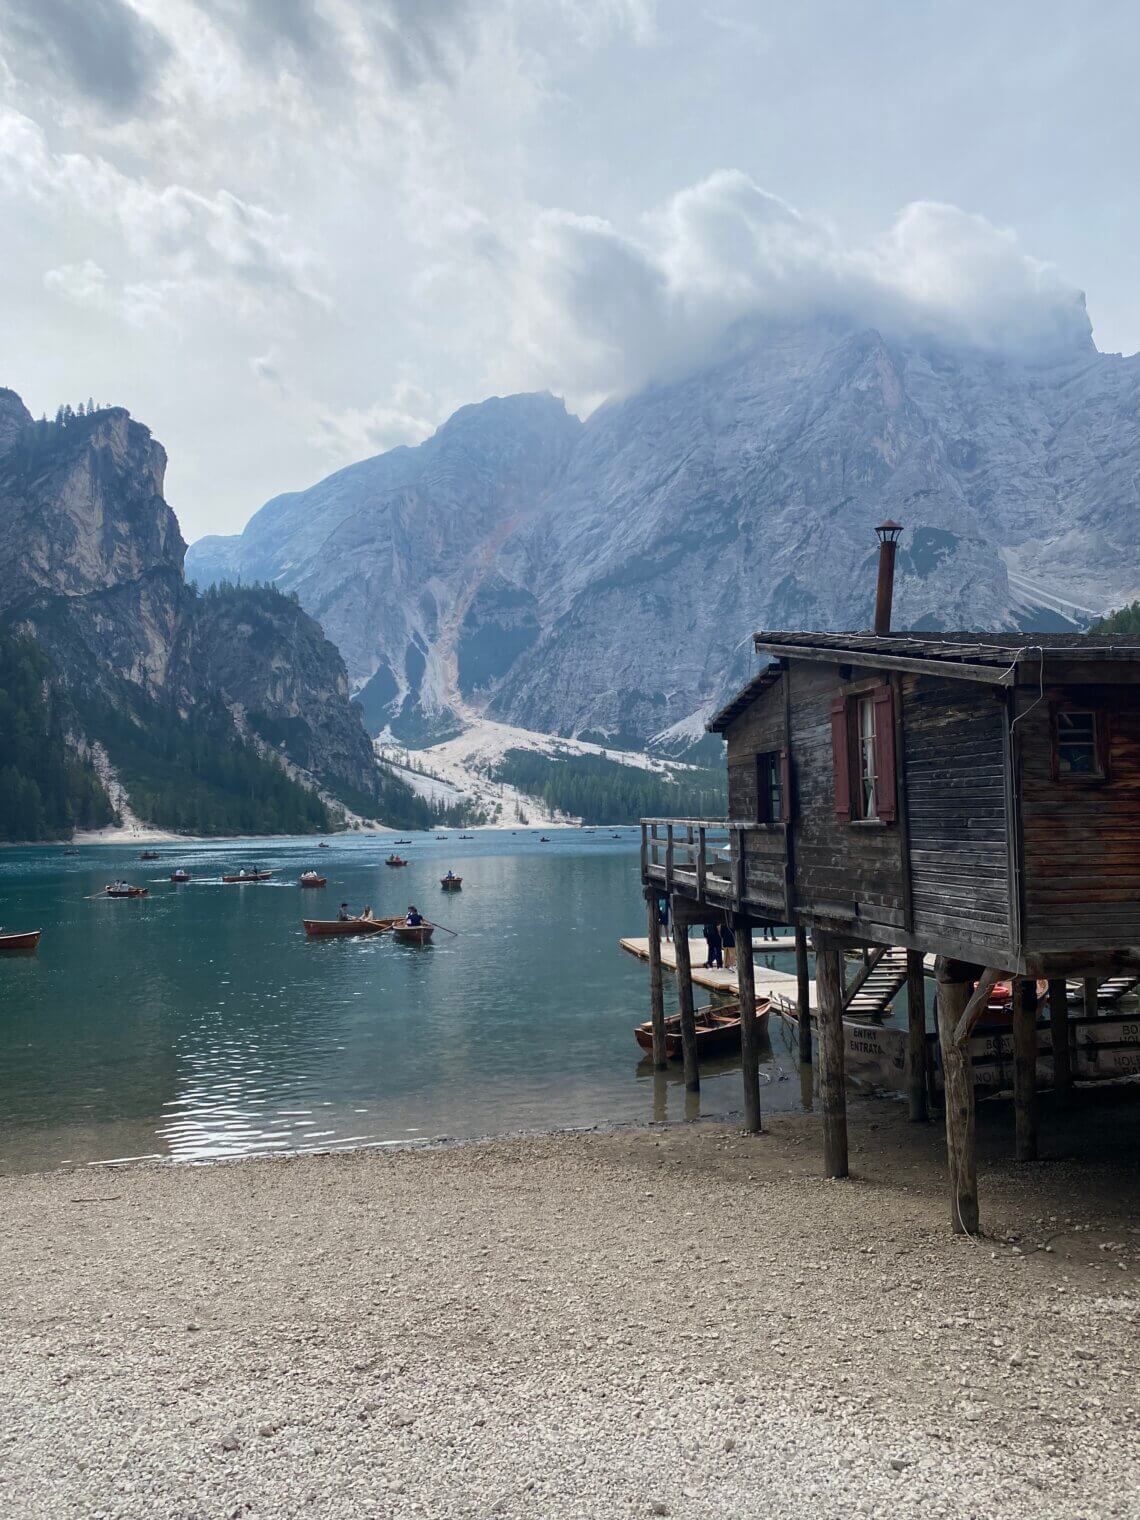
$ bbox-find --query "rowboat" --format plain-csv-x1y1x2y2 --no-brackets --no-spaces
394,839,413,845
105,886,148,898
392,922,434,945
385,856,408,867
318,841,330,848
222,870,273,883
0,929,41,952
539,836,551,843
140,850,160,861
170,870,191,883
635,997,771,1059
440,876,462,890
303,916,399,937
299,873,327,887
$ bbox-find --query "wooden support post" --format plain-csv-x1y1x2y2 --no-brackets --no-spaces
935,970,977,1235
1012,979,1038,1162
905,948,928,1122
671,902,699,1092
734,912,761,1133
1083,975,1099,1022
795,925,812,1063
1048,977,1072,1102
645,890,667,1070
814,934,847,1178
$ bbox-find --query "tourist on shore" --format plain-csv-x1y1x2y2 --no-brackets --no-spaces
703,920,722,969
721,918,736,970
762,922,777,942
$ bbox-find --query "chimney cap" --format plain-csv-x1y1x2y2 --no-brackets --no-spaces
875,518,903,542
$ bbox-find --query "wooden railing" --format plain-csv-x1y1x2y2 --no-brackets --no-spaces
641,818,736,901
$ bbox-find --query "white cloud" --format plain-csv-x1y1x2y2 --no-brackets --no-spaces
503,171,1091,404
310,398,436,463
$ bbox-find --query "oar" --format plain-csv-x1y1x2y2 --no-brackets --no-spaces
423,919,458,937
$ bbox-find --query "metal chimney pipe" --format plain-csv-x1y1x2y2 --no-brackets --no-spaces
873,520,902,635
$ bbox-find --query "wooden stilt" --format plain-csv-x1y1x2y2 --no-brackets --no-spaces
1012,979,1038,1161
671,903,699,1092
795,925,812,1063
734,912,761,1133
645,890,667,1070
905,948,928,1122
1083,975,1099,1022
935,969,977,1234
1048,977,1072,1102
814,934,847,1178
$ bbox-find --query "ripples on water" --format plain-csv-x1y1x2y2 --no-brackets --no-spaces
0,833,812,1170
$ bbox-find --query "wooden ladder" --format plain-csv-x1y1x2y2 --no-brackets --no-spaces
843,947,910,1017
1066,975,1140,1006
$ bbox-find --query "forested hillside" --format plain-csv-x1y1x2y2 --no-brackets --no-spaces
489,749,726,825
0,627,115,840
1091,602,1140,635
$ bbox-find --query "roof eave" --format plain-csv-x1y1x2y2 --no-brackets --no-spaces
751,637,1018,687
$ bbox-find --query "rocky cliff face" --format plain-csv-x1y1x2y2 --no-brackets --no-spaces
0,396,390,814
186,316,1140,745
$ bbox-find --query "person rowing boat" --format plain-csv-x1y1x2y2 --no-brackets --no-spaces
405,904,424,926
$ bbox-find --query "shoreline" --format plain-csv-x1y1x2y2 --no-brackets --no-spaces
2,822,622,849
2,1103,1136,1518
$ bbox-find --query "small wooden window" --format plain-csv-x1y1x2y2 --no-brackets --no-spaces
1051,708,1108,781
756,750,788,823
832,683,897,822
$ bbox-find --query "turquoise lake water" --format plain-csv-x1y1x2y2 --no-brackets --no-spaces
0,831,816,1172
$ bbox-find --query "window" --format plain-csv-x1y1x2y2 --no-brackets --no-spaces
1052,708,1106,781
757,751,785,823
857,694,878,819
831,684,897,823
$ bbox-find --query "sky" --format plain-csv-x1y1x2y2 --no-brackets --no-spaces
1,0,1138,542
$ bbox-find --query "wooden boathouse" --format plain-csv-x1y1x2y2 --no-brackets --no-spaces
638,522,1140,1232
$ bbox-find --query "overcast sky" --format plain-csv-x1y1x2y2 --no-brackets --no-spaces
2,0,1138,542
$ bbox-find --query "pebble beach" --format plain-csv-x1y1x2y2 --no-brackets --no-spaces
2,1101,1137,1519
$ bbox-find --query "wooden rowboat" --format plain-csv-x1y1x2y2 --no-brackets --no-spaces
385,856,408,867
303,916,399,937
635,997,771,1060
222,870,273,883
392,922,434,945
105,886,148,898
170,870,191,883
140,850,160,861
299,874,327,887
440,876,462,890
0,929,41,951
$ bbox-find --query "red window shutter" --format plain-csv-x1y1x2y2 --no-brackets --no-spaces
873,684,897,822
779,748,792,822
830,696,851,819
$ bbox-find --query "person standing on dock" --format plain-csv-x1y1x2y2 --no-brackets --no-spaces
762,922,777,942
703,920,722,970
721,917,736,970
658,894,671,942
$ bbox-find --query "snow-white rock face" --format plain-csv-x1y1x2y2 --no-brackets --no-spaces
186,315,1140,744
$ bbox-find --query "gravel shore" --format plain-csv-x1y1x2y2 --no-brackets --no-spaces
2,1100,1137,1519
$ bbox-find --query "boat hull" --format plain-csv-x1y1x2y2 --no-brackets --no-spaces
299,877,327,888
105,889,148,898
440,878,462,890
303,917,396,937
222,872,273,883
635,998,771,1059
0,929,41,951
392,923,434,945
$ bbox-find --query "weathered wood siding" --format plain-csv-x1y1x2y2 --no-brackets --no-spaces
724,683,785,911
902,676,1013,956
787,664,905,932
1018,682,1140,951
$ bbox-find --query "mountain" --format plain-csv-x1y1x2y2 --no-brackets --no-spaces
186,314,1140,746
0,396,429,837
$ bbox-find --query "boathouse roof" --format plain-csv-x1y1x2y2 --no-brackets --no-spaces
707,630,1140,732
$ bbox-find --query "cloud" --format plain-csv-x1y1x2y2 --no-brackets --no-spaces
0,0,171,116
310,397,437,462
505,171,1092,401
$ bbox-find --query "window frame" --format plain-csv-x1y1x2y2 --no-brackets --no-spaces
832,680,897,825
754,749,790,826
1049,705,1109,784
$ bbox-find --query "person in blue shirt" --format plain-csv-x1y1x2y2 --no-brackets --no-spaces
406,905,424,926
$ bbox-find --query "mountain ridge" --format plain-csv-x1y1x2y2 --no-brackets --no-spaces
186,315,1140,745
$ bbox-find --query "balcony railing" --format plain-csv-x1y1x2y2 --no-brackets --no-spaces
640,817,788,917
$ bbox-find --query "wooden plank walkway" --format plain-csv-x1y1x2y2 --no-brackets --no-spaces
619,936,810,1002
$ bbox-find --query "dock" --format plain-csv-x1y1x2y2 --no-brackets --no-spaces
619,935,812,1006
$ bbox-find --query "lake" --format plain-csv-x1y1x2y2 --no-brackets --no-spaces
0,831,819,1172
